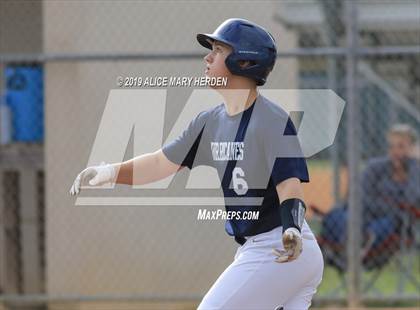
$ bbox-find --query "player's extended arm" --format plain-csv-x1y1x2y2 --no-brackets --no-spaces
273,177,306,263
69,149,182,195
114,149,181,185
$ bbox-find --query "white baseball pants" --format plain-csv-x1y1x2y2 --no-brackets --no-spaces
198,222,324,310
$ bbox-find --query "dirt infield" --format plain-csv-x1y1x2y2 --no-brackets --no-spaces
303,163,348,217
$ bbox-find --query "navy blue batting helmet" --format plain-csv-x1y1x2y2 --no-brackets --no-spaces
197,18,277,86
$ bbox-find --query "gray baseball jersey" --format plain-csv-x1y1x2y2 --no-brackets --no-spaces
162,94,309,237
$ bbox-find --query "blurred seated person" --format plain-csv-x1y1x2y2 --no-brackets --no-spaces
321,124,419,258
362,123,419,247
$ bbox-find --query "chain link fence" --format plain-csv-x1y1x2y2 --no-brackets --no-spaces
0,0,419,309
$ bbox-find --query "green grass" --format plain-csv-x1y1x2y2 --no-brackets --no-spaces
317,253,420,298
307,159,332,170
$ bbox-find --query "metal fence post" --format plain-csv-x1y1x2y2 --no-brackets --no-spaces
345,0,362,307
19,168,42,294
0,169,5,294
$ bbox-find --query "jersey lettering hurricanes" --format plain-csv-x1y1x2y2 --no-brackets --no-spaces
211,142,244,161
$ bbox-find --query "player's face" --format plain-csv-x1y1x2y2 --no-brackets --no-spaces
204,40,232,86
388,133,413,165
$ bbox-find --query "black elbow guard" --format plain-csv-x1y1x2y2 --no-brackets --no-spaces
280,198,306,233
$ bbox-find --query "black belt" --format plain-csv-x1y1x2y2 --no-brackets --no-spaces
234,235,247,245
234,222,283,246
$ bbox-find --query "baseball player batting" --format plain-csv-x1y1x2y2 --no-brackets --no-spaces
70,18,324,309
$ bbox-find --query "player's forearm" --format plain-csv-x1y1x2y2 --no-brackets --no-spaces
114,151,177,186
113,152,156,185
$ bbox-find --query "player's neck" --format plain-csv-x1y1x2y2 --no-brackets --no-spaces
221,88,258,117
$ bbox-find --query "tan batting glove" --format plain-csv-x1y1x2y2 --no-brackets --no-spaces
273,227,303,263
69,162,117,196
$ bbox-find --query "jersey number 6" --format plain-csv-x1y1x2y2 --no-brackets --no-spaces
232,167,248,195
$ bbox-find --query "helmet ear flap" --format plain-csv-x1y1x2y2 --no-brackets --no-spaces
224,51,270,85
224,53,243,76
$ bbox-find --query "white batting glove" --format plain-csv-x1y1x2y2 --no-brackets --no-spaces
69,162,117,196
273,227,303,263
